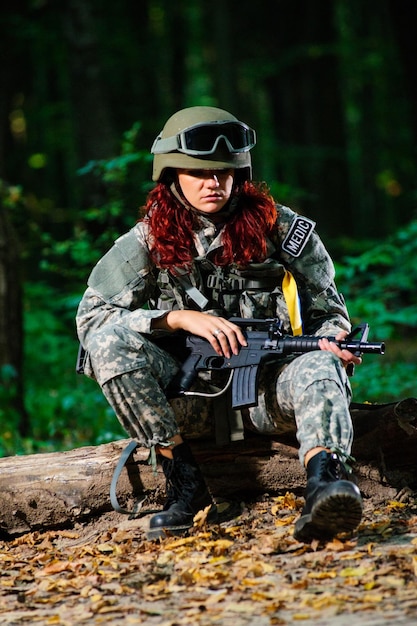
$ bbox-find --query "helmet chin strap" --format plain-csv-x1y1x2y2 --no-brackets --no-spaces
170,180,191,208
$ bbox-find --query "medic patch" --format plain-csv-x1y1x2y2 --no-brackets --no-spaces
281,216,316,258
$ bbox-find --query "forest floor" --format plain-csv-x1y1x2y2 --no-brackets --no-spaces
1,487,417,626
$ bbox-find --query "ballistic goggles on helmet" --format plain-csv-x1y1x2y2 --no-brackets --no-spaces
151,120,256,156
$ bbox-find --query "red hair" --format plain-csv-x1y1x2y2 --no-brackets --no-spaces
140,181,278,269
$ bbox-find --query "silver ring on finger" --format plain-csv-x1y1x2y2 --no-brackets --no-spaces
213,328,223,337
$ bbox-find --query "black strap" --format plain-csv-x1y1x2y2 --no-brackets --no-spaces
75,343,87,374
110,440,142,514
109,440,161,517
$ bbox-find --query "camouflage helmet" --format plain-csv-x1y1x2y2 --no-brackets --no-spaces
151,106,256,182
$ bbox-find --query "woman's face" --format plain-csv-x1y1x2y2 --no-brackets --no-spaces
177,168,235,214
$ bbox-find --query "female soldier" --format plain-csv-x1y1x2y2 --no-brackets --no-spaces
76,106,363,542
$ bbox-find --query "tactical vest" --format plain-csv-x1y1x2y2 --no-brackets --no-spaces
155,257,295,333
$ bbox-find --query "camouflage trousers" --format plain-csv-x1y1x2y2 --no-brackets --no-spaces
89,325,353,466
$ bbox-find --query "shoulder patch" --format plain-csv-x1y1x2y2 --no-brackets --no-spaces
281,216,316,257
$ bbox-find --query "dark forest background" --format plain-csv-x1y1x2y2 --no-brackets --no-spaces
1,0,416,456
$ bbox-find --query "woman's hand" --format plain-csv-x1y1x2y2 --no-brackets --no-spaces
152,310,247,358
318,330,362,368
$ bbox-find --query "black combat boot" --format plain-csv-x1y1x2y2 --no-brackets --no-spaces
147,442,218,540
294,450,363,542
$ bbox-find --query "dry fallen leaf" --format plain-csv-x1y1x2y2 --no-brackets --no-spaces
0,493,416,626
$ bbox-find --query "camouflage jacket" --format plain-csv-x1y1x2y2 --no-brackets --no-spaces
76,205,351,379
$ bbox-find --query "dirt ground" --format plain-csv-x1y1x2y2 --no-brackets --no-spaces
1,487,417,626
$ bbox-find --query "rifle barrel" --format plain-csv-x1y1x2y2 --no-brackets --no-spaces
342,341,385,355
280,337,385,355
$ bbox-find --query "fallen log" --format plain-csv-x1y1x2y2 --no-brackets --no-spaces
1,399,416,537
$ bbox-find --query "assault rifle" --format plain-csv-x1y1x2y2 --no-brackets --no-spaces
168,318,385,410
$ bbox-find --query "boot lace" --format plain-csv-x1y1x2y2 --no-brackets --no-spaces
330,447,356,477
162,456,203,511
329,447,356,479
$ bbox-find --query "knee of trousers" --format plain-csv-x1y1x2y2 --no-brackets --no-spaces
86,325,155,386
87,324,180,387
88,325,147,364
285,351,351,390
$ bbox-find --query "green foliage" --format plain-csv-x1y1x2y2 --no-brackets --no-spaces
335,219,417,338
334,220,417,403
350,359,417,404
0,283,125,457
0,364,22,457
0,125,153,456
39,123,153,286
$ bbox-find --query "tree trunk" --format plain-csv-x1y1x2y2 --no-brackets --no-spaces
1,399,416,538
0,203,28,435
62,0,118,210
